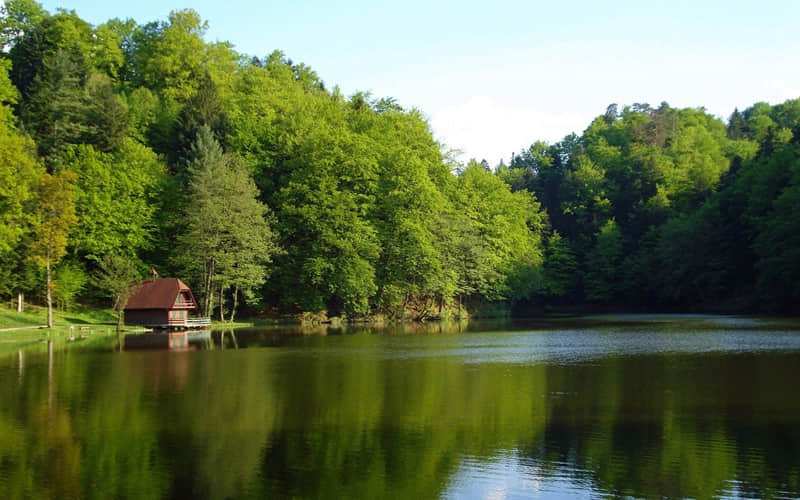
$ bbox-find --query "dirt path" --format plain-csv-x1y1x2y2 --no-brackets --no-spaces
0,325,46,332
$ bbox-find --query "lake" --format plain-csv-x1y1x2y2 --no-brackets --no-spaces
2,315,800,499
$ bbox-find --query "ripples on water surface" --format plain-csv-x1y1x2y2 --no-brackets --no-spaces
1,315,800,499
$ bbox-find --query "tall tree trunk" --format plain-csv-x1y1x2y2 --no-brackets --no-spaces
202,261,208,316
17,293,24,313
203,259,215,317
202,260,208,311
229,285,239,323
46,253,53,329
114,294,124,351
208,263,213,317
417,298,430,322
219,284,224,322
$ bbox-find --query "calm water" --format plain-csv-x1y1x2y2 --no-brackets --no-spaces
2,315,800,499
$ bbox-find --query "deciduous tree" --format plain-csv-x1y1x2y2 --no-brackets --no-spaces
93,253,140,331
30,170,77,328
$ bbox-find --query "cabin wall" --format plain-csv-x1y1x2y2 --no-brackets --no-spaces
125,309,170,326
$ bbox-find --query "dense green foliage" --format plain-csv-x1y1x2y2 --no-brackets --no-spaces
1,2,798,316
0,2,542,319
502,101,800,312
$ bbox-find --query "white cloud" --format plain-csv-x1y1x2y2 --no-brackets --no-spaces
759,79,800,104
430,96,595,167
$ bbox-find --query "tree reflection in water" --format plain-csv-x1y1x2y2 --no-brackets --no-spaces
1,320,799,498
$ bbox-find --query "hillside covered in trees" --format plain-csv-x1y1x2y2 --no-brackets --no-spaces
502,101,800,313
1,2,798,319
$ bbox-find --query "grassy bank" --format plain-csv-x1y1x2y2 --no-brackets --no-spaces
1,303,116,330
0,303,120,356
0,302,260,350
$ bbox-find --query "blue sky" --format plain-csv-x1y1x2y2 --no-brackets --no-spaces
31,0,800,165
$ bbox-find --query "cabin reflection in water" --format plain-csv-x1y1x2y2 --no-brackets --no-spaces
124,330,211,350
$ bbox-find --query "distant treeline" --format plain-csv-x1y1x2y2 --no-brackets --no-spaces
0,2,798,317
502,101,800,313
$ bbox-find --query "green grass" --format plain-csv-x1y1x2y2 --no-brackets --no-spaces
1,302,270,351
0,302,116,335
209,319,259,330
0,306,44,329
0,303,121,356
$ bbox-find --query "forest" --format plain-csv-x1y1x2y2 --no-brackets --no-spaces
1,1,799,320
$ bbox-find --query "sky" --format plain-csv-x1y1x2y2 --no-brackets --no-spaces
26,0,800,165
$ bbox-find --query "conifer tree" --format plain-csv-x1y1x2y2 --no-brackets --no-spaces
176,126,278,319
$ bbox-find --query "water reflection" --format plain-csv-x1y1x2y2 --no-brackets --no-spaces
218,329,239,350
1,317,799,498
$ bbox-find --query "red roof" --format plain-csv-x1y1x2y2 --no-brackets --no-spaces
125,278,197,310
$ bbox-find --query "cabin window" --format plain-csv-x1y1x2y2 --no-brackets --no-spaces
175,294,183,305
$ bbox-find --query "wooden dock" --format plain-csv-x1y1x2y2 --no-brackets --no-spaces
186,317,211,327
160,317,212,329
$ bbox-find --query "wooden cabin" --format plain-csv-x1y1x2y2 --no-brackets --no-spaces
124,278,208,328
